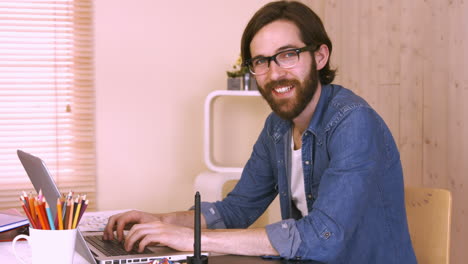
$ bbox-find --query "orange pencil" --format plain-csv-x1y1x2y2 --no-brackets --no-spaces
34,200,48,230
67,198,74,229
57,198,64,230
28,194,37,224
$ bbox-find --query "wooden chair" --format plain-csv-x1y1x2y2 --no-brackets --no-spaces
405,187,452,264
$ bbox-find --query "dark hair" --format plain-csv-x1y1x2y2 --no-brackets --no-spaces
241,1,336,84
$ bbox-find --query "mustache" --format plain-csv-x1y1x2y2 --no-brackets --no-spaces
264,79,301,92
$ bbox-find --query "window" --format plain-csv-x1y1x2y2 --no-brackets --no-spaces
0,0,95,211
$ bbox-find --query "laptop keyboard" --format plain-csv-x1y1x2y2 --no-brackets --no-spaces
84,235,153,257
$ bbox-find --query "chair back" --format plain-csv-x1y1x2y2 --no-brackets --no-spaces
405,187,452,264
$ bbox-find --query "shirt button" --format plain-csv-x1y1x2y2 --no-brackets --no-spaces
304,160,310,165
307,194,313,199
324,232,331,239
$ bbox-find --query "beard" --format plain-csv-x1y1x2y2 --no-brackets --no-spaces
258,61,319,121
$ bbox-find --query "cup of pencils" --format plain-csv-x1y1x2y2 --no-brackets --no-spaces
12,190,89,264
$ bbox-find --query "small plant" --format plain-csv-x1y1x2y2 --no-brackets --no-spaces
226,55,248,78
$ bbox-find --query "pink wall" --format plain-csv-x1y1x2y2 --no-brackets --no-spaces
95,0,272,212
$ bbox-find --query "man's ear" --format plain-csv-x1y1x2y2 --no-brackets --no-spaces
315,44,329,71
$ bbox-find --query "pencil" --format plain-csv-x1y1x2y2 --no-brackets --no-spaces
40,198,51,230
72,196,82,229
76,199,89,225
57,198,64,230
34,200,48,230
68,198,74,229
28,194,37,225
64,198,71,229
20,198,37,229
45,202,56,230
21,192,30,212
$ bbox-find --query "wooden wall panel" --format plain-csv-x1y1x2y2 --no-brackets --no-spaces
399,0,425,187
299,1,467,263
447,1,468,263
422,0,449,189
372,0,400,142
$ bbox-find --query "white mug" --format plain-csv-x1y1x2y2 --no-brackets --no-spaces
12,228,77,264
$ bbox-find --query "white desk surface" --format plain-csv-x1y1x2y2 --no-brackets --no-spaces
0,240,91,264
0,210,129,264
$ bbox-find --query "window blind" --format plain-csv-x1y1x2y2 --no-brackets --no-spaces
0,0,95,211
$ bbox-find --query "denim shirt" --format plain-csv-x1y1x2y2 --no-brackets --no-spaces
200,84,417,263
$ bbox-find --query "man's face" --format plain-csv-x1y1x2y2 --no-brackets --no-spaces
250,20,318,121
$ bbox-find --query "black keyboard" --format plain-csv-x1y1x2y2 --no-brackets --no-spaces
84,235,153,257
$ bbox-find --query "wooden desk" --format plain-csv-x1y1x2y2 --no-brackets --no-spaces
208,255,324,264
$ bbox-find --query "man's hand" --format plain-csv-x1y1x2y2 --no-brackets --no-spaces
103,210,162,241
124,221,194,252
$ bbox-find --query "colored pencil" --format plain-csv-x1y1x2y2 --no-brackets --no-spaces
76,199,89,225
68,197,75,229
34,200,48,230
72,196,82,229
45,202,56,230
18,190,89,230
57,198,64,230
40,197,51,229
20,198,37,229
64,199,71,229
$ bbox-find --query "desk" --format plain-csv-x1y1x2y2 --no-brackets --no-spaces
0,210,323,264
0,240,323,264
0,242,321,264
209,255,323,264
0,240,90,263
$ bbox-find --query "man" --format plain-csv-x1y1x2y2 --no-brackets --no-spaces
104,1,417,263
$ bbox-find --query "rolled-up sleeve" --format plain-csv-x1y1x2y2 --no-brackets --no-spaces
199,202,227,229
265,219,302,258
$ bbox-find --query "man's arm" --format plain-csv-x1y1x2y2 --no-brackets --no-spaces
124,218,278,256
202,228,278,256
103,209,203,241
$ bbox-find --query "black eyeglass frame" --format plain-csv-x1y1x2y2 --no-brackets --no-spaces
243,45,318,75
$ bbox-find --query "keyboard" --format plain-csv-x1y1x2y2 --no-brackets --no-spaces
84,235,153,257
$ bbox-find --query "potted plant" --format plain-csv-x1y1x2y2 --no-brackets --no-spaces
226,56,248,90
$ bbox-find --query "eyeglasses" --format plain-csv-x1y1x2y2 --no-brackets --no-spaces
244,45,317,75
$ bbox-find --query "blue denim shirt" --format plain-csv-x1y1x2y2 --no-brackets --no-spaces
200,84,417,263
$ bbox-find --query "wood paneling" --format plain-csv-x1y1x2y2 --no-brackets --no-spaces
301,1,467,263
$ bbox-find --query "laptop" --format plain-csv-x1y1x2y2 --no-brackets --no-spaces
17,149,203,264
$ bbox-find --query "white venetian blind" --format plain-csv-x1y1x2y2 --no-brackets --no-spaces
0,0,95,211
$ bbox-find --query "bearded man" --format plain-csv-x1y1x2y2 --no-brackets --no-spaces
104,1,417,263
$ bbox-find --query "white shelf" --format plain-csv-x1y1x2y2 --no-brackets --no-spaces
203,90,261,173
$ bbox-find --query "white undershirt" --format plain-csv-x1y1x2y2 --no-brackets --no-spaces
291,137,308,217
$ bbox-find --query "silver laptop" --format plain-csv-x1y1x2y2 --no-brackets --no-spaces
17,149,200,264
